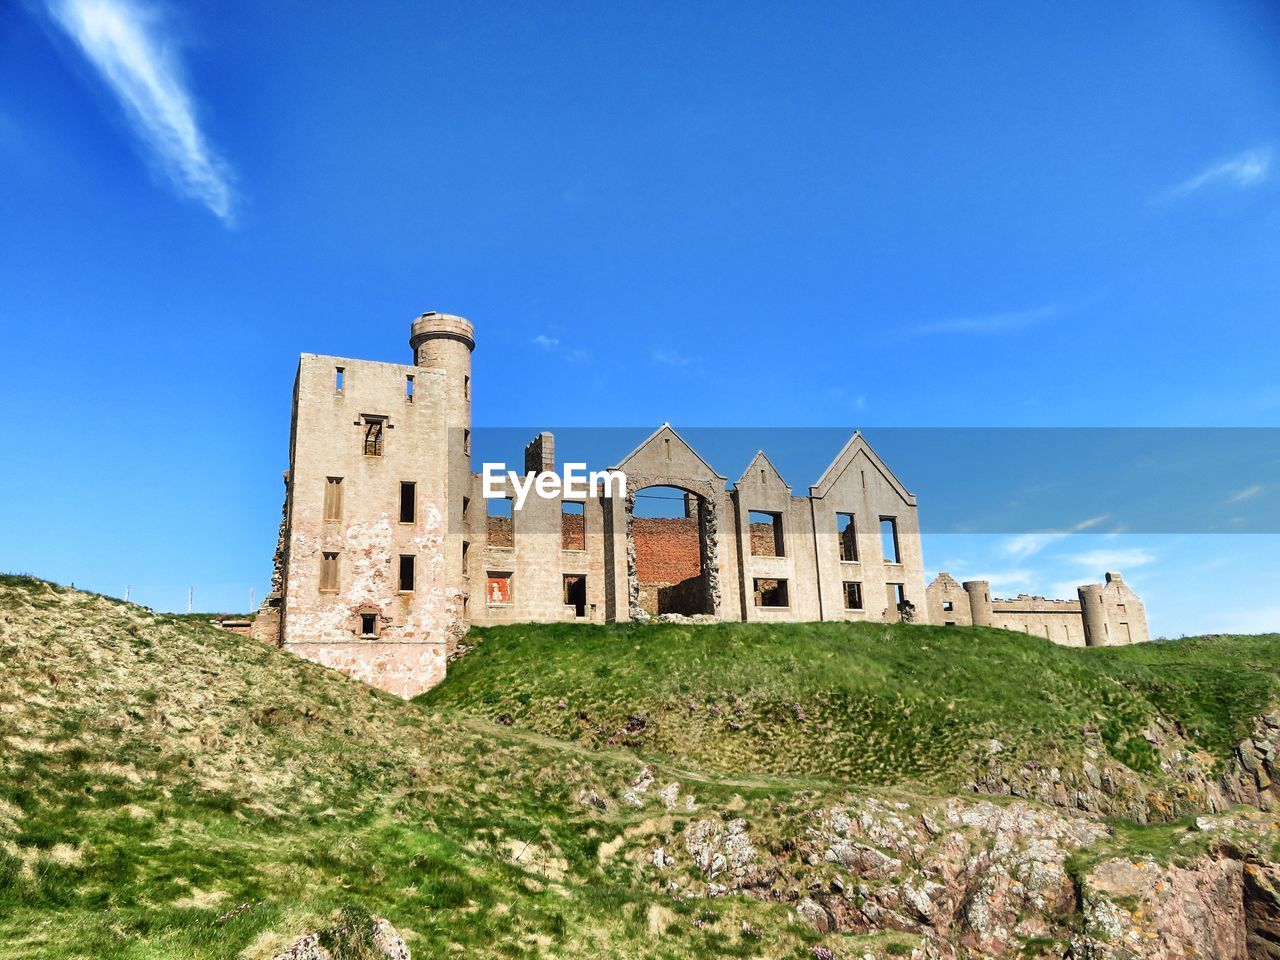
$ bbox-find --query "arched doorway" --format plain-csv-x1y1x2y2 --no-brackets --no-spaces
626,483,719,618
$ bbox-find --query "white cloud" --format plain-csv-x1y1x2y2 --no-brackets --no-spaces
45,0,235,222
1063,548,1156,571
653,350,692,367
531,335,560,349
1168,147,1271,197
903,304,1061,338
1226,484,1265,504
1000,517,1109,560
1002,533,1066,560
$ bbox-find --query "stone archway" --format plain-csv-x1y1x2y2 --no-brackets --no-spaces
625,477,722,620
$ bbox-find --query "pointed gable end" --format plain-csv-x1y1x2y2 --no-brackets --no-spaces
809,431,916,505
613,423,726,485
734,450,791,494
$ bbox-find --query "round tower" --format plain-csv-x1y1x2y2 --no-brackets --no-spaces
962,580,994,627
410,311,475,587
1079,583,1107,647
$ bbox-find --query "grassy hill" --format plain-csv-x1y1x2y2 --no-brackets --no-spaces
420,620,1280,793
4,574,1279,959
0,576,835,960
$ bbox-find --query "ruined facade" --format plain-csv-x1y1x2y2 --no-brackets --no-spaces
254,312,1149,697
924,570,1149,647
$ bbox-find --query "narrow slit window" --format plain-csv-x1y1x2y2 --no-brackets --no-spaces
405,375,414,402
320,552,339,593
359,612,377,636
836,513,857,561
363,417,385,456
464,375,471,399
843,581,863,610
335,366,345,393
487,496,513,548
880,517,901,564
399,481,416,523
399,555,415,592
324,477,343,521
464,429,471,455
562,500,585,550
748,511,784,557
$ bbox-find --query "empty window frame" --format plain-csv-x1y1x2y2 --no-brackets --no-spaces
319,552,339,593
563,574,587,618
887,582,907,610
487,496,513,548
562,500,586,550
486,571,512,605
362,416,385,457
842,581,863,610
879,517,901,563
335,366,345,393
405,375,414,402
398,555,415,592
399,481,416,523
942,600,954,612
748,511,785,557
359,612,377,636
323,477,343,521
753,577,789,608
836,512,857,561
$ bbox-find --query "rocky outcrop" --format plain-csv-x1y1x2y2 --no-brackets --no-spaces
272,915,409,960
965,710,1280,824
616,770,1280,959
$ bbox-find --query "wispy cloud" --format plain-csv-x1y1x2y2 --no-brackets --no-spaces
1226,484,1265,504
531,334,589,362
1000,516,1109,560
1064,547,1156,571
653,350,693,367
902,303,1061,338
44,0,235,222
1167,147,1271,198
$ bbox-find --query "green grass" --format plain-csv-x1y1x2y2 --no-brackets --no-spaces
3,573,1278,959
419,620,1280,791
0,576,828,959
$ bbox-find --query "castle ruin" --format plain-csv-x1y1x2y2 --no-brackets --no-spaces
253,311,1149,697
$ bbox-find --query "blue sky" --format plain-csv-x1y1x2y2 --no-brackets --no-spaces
0,1,1277,634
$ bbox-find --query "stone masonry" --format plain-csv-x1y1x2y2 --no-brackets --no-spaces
254,311,1150,697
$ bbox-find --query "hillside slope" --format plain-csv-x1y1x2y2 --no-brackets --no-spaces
0,576,829,960
421,620,1280,818
7,576,1280,960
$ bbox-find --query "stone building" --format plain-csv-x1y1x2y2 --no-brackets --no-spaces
924,571,1149,647
254,311,1149,696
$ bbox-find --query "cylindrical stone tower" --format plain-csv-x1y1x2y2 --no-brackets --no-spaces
410,311,474,580
962,580,994,627
1079,584,1107,647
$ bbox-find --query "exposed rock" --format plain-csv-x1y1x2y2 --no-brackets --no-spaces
272,916,409,960
685,817,761,885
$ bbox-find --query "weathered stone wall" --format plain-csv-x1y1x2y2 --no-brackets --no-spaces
926,570,1148,647
278,352,456,698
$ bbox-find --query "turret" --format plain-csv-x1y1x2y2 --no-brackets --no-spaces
1079,583,1107,646
410,311,474,578
962,579,994,627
